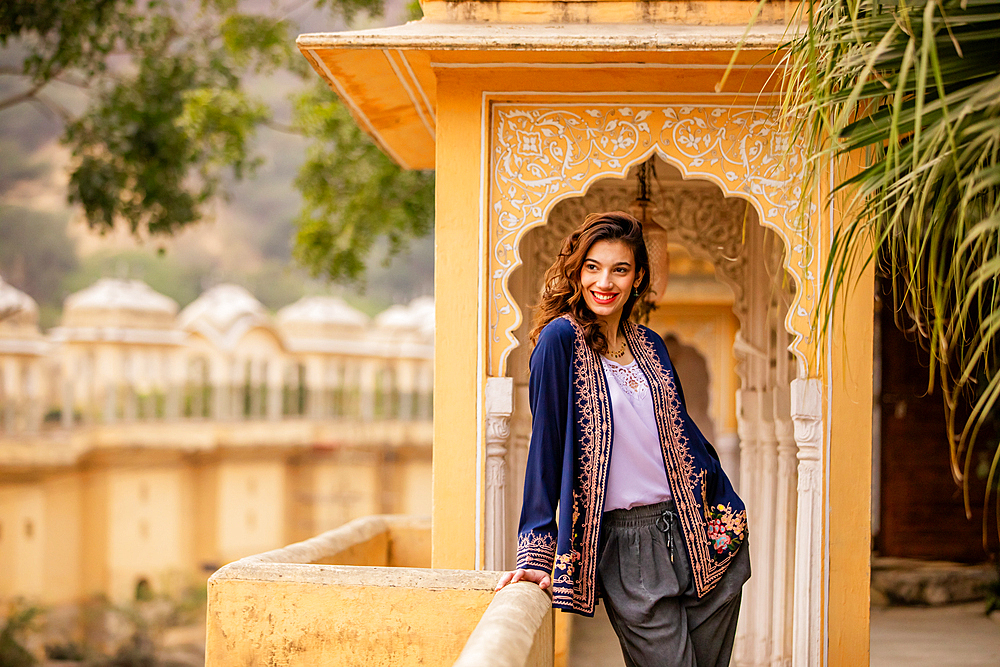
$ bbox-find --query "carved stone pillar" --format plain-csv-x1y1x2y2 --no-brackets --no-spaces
396,361,416,421
485,377,513,571
122,353,138,423
791,378,824,667
164,351,181,421
752,389,777,667
266,359,283,421
231,358,247,421
734,387,759,667
24,360,41,433
508,383,532,565
0,359,14,433
771,390,797,667
715,431,741,493
418,363,434,419
61,374,74,429
304,357,325,419
359,362,376,422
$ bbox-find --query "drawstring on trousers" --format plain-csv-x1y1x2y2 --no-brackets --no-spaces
655,507,676,562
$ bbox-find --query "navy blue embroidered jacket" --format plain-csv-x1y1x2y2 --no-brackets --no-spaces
516,315,747,615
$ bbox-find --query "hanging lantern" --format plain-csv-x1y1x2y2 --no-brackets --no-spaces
630,158,670,303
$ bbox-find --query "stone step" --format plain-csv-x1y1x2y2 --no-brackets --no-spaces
872,556,998,606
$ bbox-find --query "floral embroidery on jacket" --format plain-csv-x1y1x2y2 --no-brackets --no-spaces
705,502,746,558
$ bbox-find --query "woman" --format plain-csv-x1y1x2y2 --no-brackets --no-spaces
495,211,750,667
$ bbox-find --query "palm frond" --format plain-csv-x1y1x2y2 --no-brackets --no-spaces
781,0,1000,540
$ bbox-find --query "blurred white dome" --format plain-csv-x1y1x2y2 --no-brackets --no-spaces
178,284,270,346
277,296,369,339
0,277,40,333
374,296,434,341
63,278,177,329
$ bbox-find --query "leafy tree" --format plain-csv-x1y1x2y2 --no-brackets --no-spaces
0,600,41,667
292,80,434,283
0,0,432,283
0,205,78,320
778,0,1000,527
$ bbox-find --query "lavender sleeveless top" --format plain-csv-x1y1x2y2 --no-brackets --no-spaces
600,357,673,511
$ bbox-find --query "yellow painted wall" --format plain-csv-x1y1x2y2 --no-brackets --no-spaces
193,460,220,572
401,458,433,519
107,466,188,600
81,468,109,596
0,484,45,599
216,460,286,563
0,446,432,605
206,566,500,667
433,69,485,569
311,453,381,530
43,474,82,602
828,268,874,666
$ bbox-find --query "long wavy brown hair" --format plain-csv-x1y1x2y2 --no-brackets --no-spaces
529,211,651,354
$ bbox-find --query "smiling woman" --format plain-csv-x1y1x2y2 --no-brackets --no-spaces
580,239,642,336
528,212,651,358
495,211,750,667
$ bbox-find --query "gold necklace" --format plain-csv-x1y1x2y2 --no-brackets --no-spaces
607,339,627,359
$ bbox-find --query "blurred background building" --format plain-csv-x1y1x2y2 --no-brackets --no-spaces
0,276,433,605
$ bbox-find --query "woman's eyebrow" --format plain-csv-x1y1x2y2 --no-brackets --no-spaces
584,258,632,267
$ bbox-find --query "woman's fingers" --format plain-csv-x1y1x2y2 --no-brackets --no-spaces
525,570,550,590
495,569,552,591
494,570,516,591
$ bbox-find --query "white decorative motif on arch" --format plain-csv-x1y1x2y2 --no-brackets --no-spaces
487,103,818,377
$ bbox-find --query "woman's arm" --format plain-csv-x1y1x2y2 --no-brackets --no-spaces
496,319,574,591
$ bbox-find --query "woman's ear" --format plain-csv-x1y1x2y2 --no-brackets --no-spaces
634,268,645,288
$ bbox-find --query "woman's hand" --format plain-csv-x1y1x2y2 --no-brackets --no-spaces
494,568,552,591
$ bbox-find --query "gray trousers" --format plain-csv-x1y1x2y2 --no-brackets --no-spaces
597,500,751,667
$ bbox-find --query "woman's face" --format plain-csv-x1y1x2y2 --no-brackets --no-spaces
578,239,642,325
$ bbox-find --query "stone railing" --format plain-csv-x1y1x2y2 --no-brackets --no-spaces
1,353,433,435
0,377,432,435
241,513,432,568
453,582,553,667
206,514,555,667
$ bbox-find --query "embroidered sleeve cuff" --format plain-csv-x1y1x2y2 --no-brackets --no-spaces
516,530,557,572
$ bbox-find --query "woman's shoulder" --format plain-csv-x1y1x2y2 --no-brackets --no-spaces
537,315,578,343
532,316,579,356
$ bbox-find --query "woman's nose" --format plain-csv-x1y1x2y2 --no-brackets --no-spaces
597,271,614,288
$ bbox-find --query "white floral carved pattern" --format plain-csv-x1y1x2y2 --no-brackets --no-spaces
489,104,816,377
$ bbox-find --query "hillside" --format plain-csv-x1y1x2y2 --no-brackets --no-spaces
0,0,432,328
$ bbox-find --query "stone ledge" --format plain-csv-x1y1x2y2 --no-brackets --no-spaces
871,557,998,606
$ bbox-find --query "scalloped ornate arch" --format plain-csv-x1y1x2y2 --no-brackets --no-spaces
487,103,818,377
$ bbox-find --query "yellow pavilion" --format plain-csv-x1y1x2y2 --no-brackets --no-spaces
206,2,873,666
